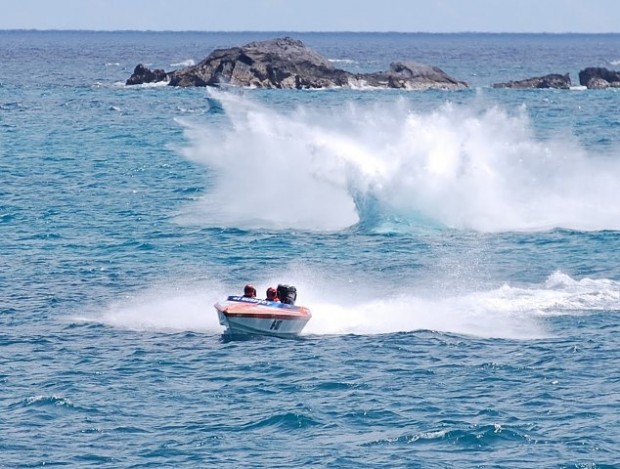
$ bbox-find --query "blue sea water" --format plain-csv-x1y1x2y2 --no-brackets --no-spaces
1,30,620,468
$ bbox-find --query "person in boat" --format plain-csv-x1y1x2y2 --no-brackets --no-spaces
266,287,280,302
243,284,257,298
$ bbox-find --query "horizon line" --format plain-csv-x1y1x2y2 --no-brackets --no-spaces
1,28,619,35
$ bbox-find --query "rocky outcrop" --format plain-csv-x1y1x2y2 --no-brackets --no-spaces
127,37,467,90
578,67,620,89
125,38,620,92
167,37,350,88
492,73,571,89
353,62,468,90
126,64,170,85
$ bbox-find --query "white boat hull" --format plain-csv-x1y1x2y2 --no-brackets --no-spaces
215,296,311,338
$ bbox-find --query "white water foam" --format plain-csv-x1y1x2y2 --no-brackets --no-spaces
79,271,618,340
329,58,358,65
293,270,620,339
79,280,227,334
174,89,620,233
171,59,196,67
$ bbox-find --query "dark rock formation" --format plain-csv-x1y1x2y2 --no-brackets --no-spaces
352,61,468,90
127,37,467,90
492,73,571,89
167,37,350,88
578,67,620,89
126,64,170,85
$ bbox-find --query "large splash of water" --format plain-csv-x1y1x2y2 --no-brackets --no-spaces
175,89,620,233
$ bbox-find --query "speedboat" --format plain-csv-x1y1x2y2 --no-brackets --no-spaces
215,292,311,338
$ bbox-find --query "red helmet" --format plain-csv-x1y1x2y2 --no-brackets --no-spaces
244,284,256,296
266,287,277,299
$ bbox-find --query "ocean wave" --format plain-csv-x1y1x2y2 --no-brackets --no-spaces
328,58,358,65
125,80,170,88
0,101,24,111
9,394,76,410
362,422,538,447
171,59,195,67
241,412,323,430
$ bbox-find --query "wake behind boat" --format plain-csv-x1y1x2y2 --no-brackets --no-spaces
215,284,311,338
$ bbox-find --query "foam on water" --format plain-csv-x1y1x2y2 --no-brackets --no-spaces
299,270,620,339
80,271,618,340
175,89,620,233
77,281,226,334
171,59,195,67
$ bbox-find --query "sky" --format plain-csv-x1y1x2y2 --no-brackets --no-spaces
2,0,619,33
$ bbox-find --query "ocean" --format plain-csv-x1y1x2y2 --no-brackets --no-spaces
1,30,619,468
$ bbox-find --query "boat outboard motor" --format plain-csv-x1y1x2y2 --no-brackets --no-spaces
277,284,297,305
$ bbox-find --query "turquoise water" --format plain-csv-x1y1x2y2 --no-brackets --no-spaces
1,31,620,467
